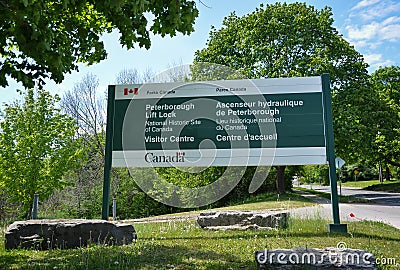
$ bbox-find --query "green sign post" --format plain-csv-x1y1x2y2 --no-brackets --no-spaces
321,74,347,233
101,75,347,233
101,85,115,221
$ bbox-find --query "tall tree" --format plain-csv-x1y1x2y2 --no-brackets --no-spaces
1,0,199,88
115,68,141,85
61,73,106,157
0,89,82,216
194,2,369,193
371,66,400,170
60,74,107,217
61,71,148,218
115,68,154,85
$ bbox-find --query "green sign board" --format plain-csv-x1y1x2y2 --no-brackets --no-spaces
101,74,347,232
110,76,327,167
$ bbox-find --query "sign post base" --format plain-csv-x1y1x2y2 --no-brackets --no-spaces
327,223,348,233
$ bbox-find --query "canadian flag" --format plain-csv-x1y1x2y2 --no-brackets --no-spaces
124,87,139,95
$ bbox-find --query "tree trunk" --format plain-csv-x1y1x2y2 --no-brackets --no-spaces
276,166,286,195
385,166,391,181
378,162,383,183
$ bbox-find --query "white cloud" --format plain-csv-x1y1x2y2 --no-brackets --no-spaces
363,2,400,21
349,39,381,49
346,23,379,40
380,23,400,41
382,16,400,24
350,0,400,21
379,16,400,41
364,53,395,70
346,16,400,42
344,1,400,72
351,0,380,11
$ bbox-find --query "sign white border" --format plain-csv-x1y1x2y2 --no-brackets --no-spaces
112,147,327,167
115,76,322,100
112,76,326,167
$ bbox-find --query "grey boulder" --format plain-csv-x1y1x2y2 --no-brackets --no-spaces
197,210,289,230
5,219,136,250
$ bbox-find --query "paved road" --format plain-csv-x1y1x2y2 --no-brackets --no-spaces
291,186,400,229
300,184,400,206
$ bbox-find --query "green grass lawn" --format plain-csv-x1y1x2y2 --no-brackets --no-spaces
1,191,398,269
342,179,400,190
216,192,315,211
364,181,400,193
130,192,316,222
1,218,399,269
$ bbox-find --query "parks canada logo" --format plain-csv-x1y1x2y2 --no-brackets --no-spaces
144,152,186,163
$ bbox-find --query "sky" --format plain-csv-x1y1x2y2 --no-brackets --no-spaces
1,0,399,105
